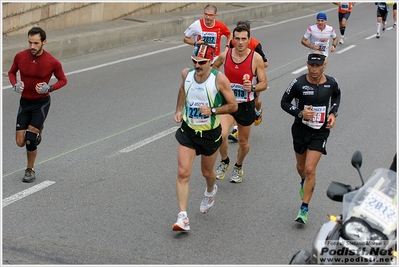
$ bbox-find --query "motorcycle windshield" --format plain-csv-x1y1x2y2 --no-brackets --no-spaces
342,168,397,236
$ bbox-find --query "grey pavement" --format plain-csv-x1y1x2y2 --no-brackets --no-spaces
2,2,320,71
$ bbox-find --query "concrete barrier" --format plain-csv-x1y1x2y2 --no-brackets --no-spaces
3,2,322,71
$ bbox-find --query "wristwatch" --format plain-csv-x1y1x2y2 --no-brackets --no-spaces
298,111,303,119
330,111,338,118
251,85,256,92
211,108,217,115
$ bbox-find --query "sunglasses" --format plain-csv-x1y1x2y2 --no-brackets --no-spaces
191,56,210,65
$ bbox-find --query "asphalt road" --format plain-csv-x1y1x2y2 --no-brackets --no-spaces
2,3,397,265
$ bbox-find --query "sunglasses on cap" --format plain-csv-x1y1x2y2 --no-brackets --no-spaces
191,56,210,65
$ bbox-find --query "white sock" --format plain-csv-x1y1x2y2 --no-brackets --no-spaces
205,187,215,196
179,211,187,217
377,22,381,33
233,125,238,130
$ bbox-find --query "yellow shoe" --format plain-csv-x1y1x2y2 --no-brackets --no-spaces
228,129,238,142
254,109,262,126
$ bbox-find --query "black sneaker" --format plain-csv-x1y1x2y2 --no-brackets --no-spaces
36,125,44,145
23,168,36,183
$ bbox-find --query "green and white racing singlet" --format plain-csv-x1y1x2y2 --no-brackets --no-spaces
183,68,225,131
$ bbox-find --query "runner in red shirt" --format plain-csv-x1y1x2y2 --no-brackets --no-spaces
228,21,269,142
333,2,355,45
212,26,268,183
183,4,232,60
8,27,67,182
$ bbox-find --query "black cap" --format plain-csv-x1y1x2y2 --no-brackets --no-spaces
308,53,326,66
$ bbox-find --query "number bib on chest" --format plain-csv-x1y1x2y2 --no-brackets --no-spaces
231,83,248,103
188,102,210,125
201,32,217,46
302,105,327,129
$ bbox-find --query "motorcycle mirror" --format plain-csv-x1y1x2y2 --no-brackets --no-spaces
351,151,362,168
351,151,365,186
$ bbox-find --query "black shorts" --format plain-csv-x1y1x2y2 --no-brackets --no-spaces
16,96,51,131
393,3,397,10
175,121,222,156
338,12,351,22
377,9,388,21
291,122,330,155
232,101,256,126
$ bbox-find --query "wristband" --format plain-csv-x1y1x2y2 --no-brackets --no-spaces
333,44,337,48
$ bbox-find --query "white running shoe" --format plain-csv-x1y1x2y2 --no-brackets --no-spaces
216,161,230,180
339,38,344,45
200,185,218,214
172,212,190,231
230,166,243,183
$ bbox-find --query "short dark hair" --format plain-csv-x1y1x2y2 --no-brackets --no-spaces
236,20,251,30
28,27,46,42
204,4,217,14
233,25,251,38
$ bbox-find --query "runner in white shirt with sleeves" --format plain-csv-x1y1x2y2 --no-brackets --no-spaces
301,12,339,63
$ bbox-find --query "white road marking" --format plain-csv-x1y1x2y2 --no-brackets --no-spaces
119,126,179,153
3,181,56,208
336,45,356,54
292,66,308,74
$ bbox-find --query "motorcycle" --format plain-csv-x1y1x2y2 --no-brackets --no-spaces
290,151,397,265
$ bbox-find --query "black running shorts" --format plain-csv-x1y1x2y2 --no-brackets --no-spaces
232,101,256,126
291,122,330,155
175,121,222,156
16,96,51,131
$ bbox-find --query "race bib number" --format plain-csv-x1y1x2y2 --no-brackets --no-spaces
359,189,397,230
302,105,326,129
341,2,349,10
315,41,327,52
188,103,210,125
201,32,217,46
231,83,248,103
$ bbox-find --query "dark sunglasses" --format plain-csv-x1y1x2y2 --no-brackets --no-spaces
191,56,210,65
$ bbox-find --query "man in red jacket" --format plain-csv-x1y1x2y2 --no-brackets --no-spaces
8,27,67,183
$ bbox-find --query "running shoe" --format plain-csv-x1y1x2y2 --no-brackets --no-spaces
228,128,238,142
376,33,380,38
299,181,304,200
230,166,243,183
23,168,36,183
339,37,344,45
200,184,218,214
172,212,190,231
295,206,309,224
383,26,386,32
216,161,230,180
394,23,397,28
36,125,44,145
254,108,263,126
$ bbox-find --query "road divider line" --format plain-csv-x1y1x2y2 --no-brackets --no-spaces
336,45,356,54
119,126,179,153
3,181,56,208
292,66,307,74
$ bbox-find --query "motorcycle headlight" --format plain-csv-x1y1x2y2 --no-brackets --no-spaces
342,218,388,247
